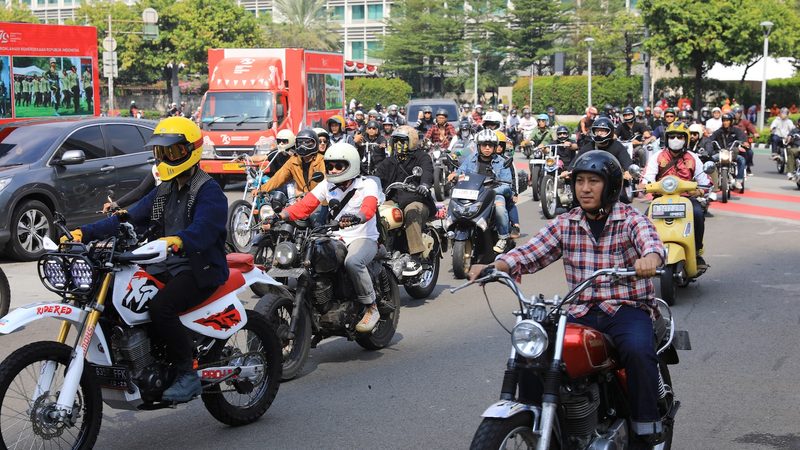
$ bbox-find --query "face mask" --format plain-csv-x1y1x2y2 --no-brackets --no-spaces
461,131,470,139
668,137,684,151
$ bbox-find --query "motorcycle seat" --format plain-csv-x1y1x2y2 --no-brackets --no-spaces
182,269,245,314
226,253,255,273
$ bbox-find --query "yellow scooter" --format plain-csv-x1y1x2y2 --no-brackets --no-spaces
644,175,707,305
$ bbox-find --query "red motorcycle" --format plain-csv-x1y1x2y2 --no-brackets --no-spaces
457,268,691,450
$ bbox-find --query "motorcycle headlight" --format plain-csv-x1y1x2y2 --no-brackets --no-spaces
70,258,94,291
273,241,298,268
259,204,274,218
454,202,481,217
40,255,68,290
511,320,548,359
660,176,679,194
433,150,441,159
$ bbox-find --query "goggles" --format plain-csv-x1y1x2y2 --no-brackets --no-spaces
277,138,291,145
153,143,192,163
325,161,349,172
296,138,316,151
557,132,569,139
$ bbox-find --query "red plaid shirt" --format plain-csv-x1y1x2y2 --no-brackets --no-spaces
497,202,666,318
425,122,457,148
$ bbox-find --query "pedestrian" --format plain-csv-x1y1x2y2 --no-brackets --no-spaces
82,67,93,112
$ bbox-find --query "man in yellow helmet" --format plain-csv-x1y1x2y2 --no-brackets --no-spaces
67,117,229,402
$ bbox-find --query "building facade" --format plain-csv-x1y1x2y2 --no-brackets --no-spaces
4,0,137,24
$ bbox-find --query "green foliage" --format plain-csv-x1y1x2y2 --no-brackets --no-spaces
654,76,800,110
488,0,567,74
0,3,39,22
511,75,644,114
267,0,341,50
344,78,412,109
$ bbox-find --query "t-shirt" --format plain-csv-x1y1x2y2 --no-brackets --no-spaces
309,176,380,245
770,117,794,138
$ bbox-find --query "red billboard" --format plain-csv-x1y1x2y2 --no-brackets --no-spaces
0,22,100,122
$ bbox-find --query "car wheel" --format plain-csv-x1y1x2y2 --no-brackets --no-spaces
6,200,53,261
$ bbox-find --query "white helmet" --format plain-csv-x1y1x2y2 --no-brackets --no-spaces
475,129,499,146
688,123,704,135
324,142,361,184
482,111,504,130
276,129,296,152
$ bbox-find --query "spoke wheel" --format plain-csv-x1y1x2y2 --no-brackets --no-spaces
470,414,547,450
227,200,255,253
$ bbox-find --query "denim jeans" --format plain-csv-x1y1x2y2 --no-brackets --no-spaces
344,238,378,304
493,185,512,238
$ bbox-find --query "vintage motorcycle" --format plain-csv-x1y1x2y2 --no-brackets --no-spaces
227,153,281,253
381,167,445,299
458,268,690,450
0,216,283,449
712,140,745,203
539,153,573,220
257,219,401,380
431,143,461,201
526,144,553,202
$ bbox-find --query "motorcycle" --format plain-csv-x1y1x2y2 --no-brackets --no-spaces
227,153,281,253
712,140,744,203
431,143,461,201
644,175,709,305
445,163,515,280
256,219,401,380
777,131,800,180
381,167,445,299
539,153,573,220
458,268,690,450
0,215,283,448
526,144,550,202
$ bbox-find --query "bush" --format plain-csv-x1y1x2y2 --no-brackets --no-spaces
511,75,644,115
654,77,800,109
344,77,413,110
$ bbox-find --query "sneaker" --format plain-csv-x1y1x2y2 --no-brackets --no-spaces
734,180,743,190
509,225,521,239
402,257,423,277
708,192,718,202
696,255,708,271
746,168,753,176
355,303,380,333
493,238,508,254
162,370,202,403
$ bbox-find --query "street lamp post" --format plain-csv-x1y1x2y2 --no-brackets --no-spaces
472,49,480,107
585,37,594,108
758,21,773,131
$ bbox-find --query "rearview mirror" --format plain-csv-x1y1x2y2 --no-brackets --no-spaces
54,150,86,166
412,166,422,177
628,164,641,176
311,171,325,183
703,161,716,174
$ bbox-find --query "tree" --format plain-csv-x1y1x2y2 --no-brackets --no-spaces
267,0,341,51
0,3,39,23
379,0,467,95
493,0,567,75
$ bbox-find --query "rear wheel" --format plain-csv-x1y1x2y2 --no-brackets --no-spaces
776,158,785,174
356,271,400,350
660,264,676,306
227,200,255,253
659,361,675,450
452,239,472,280
201,311,282,426
6,200,53,261
258,295,311,381
404,236,440,299
470,413,546,450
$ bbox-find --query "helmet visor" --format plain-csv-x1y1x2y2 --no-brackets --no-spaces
392,138,410,155
153,143,192,163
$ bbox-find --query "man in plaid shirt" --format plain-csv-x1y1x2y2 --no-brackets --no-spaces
470,150,668,445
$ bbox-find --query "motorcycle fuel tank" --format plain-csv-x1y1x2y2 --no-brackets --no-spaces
379,203,404,231
562,323,615,379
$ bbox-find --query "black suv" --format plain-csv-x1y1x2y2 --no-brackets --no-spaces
0,117,157,260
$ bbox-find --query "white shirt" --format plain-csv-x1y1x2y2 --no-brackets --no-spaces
705,118,722,134
643,149,712,187
310,176,380,245
770,117,794,138
518,116,537,132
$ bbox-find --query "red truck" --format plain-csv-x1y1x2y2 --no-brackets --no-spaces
199,48,345,186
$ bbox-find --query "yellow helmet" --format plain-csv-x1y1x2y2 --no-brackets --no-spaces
665,121,690,142
494,130,507,152
148,116,203,181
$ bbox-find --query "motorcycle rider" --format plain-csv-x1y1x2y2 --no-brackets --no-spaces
577,106,598,147
386,104,406,126
381,117,395,142
642,122,710,269
450,120,476,157
470,104,484,127
326,115,356,146
495,130,521,239
648,106,664,131
570,117,634,191
256,128,328,226
469,150,668,447
546,106,559,129
353,110,367,133
518,107,537,141
481,110,504,132
531,114,554,151
506,108,520,147
688,123,710,156
358,119,388,173
700,106,712,125
602,103,620,126
367,109,382,124
375,125,436,275
425,108,457,148
551,125,579,167
271,142,383,333
652,108,677,141
677,109,694,126
65,117,229,403
732,106,758,175
616,106,647,144
705,107,723,134
706,112,748,191
415,106,435,136
785,118,800,181
313,127,330,155
448,129,513,253
634,106,646,125
769,107,794,160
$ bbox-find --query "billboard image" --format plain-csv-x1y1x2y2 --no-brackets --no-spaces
306,73,343,112
0,56,9,118
12,56,93,118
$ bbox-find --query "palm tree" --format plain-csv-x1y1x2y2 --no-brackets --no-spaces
268,0,341,51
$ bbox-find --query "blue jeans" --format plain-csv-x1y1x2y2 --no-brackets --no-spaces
569,305,662,434
712,154,746,180
493,185,512,238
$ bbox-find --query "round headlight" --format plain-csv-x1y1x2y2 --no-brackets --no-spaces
70,258,94,291
273,241,297,268
511,320,549,359
545,157,556,167
259,204,274,218
41,256,67,290
660,176,679,194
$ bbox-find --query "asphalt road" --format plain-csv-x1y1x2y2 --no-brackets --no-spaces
0,153,799,449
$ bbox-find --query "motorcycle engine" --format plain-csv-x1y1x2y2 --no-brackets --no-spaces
313,277,334,310
562,383,600,447
111,327,170,400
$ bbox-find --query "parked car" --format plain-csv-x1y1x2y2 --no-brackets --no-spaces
405,98,460,137
0,117,157,260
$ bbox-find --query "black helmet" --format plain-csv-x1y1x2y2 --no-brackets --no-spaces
622,107,635,123
555,125,570,142
678,110,692,122
570,150,624,212
375,103,382,111
436,108,448,118
366,120,380,130
422,106,433,114
295,128,318,157
590,117,615,146
459,120,471,131
547,106,556,114
700,106,712,120
721,112,734,122
604,103,614,114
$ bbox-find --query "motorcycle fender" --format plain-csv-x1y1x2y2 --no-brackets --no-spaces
482,400,542,422
660,344,680,365
0,302,87,335
452,228,472,241
243,267,283,289
664,243,686,266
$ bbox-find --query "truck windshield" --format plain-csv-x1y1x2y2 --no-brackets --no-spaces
201,92,274,130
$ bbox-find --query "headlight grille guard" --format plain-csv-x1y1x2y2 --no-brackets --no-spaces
37,251,99,299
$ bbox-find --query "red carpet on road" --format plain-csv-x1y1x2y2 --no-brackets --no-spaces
710,190,800,222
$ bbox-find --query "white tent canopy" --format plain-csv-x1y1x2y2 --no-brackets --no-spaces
707,57,796,81
12,66,45,76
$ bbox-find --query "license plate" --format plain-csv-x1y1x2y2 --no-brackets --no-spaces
267,267,305,278
92,365,130,390
529,159,546,166
452,188,479,200
223,162,244,171
651,203,686,219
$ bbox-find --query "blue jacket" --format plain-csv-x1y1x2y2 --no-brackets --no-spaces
81,179,229,288
455,152,512,182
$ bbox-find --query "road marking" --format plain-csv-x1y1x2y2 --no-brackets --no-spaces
737,190,800,204
711,202,800,222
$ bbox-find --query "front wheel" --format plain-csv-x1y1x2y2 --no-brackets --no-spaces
0,268,9,317
258,295,311,381
660,264,676,306
540,175,558,219
720,169,729,203
201,310,282,426
776,159,785,174
227,200,256,253
452,239,472,280
433,167,446,202
0,341,103,449
470,413,543,450
530,166,540,202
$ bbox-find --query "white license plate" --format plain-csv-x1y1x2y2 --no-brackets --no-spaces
452,188,479,200
651,203,686,219
530,159,546,166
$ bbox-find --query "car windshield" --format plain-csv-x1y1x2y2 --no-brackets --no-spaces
0,124,61,166
201,92,274,130
407,103,459,122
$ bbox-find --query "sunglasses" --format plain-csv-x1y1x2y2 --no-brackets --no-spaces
318,139,328,145
277,139,291,145
367,127,378,130
325,161,348,172
153,143,191,162
664,114,675,118
557,133,569,138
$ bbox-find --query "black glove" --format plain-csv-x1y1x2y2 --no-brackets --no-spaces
266,213,282,226
338,214,362,228
415,184,429,197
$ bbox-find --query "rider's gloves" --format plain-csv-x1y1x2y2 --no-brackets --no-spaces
339,213,363,228
60,228,83,244
159,236,183,253
415,184,430,197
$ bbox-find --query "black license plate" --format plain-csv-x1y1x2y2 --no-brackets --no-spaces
92,365,130,390
651,203,686,219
